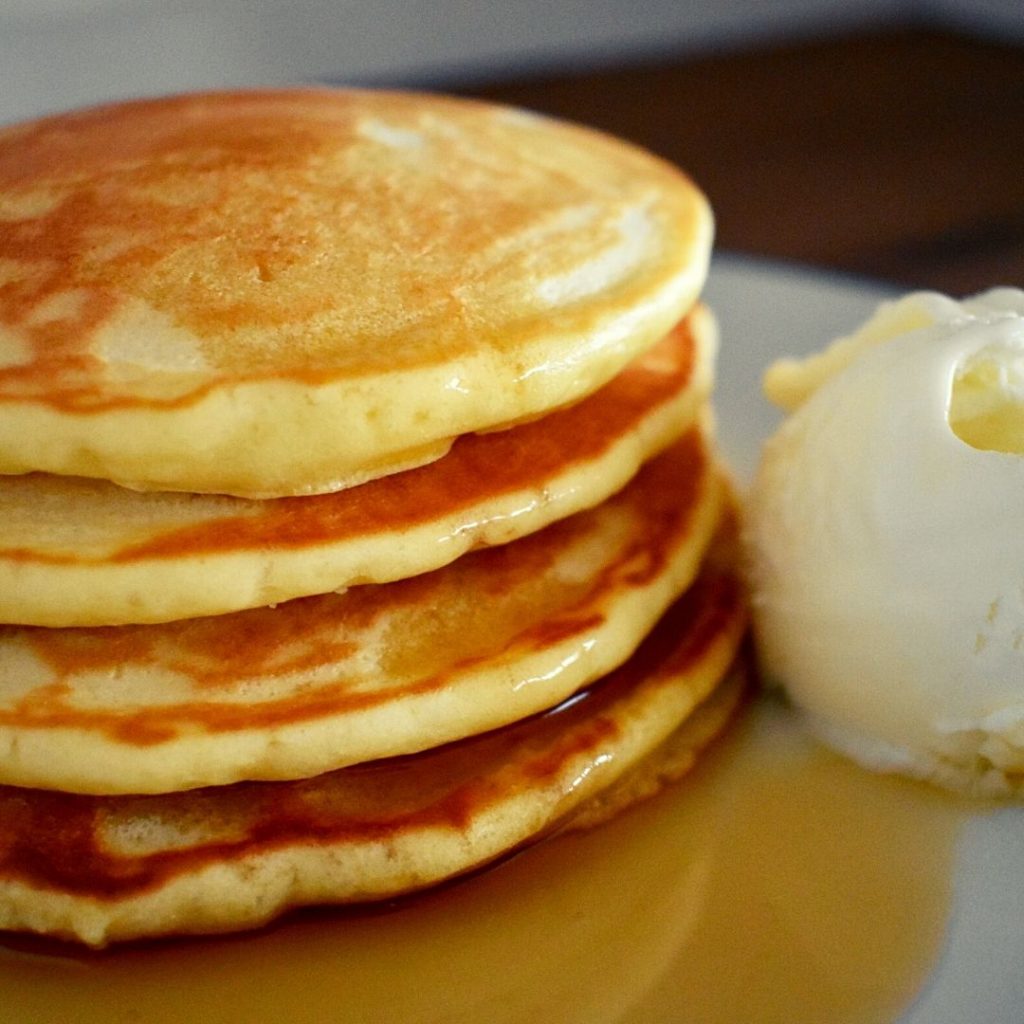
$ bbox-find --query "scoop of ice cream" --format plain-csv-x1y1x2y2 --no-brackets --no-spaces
747,287,1024,795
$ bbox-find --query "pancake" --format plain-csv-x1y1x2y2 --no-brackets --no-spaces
0,559,748,947
0,88,712,496
0,310,714,627
0,429,725,795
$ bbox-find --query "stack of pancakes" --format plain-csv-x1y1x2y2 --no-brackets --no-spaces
0,89,747,947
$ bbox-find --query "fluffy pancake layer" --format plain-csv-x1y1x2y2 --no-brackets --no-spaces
0,310,714,627
0,428,724,794
0,559,748,947
0,89,712,496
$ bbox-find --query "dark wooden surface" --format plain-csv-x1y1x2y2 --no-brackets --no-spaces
462,26,1024,295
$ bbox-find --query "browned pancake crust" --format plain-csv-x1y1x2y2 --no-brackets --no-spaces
0,90,705,405
0,89,712,494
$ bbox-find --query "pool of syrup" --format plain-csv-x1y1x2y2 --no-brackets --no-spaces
0,697,966,1024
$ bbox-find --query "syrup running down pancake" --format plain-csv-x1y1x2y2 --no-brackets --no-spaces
0,310,714,627
0,89,712,496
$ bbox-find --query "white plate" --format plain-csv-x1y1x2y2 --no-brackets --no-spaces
707,253,1024,1024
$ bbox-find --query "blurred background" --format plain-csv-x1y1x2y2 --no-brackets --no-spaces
1,0,1022,293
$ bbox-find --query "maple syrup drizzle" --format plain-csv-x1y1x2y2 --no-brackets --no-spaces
0,698,964,1024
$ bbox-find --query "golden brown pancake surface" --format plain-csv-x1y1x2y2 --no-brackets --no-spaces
0,311,714,626
0,88,712,495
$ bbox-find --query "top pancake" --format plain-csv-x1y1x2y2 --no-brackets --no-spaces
0,88,712,496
